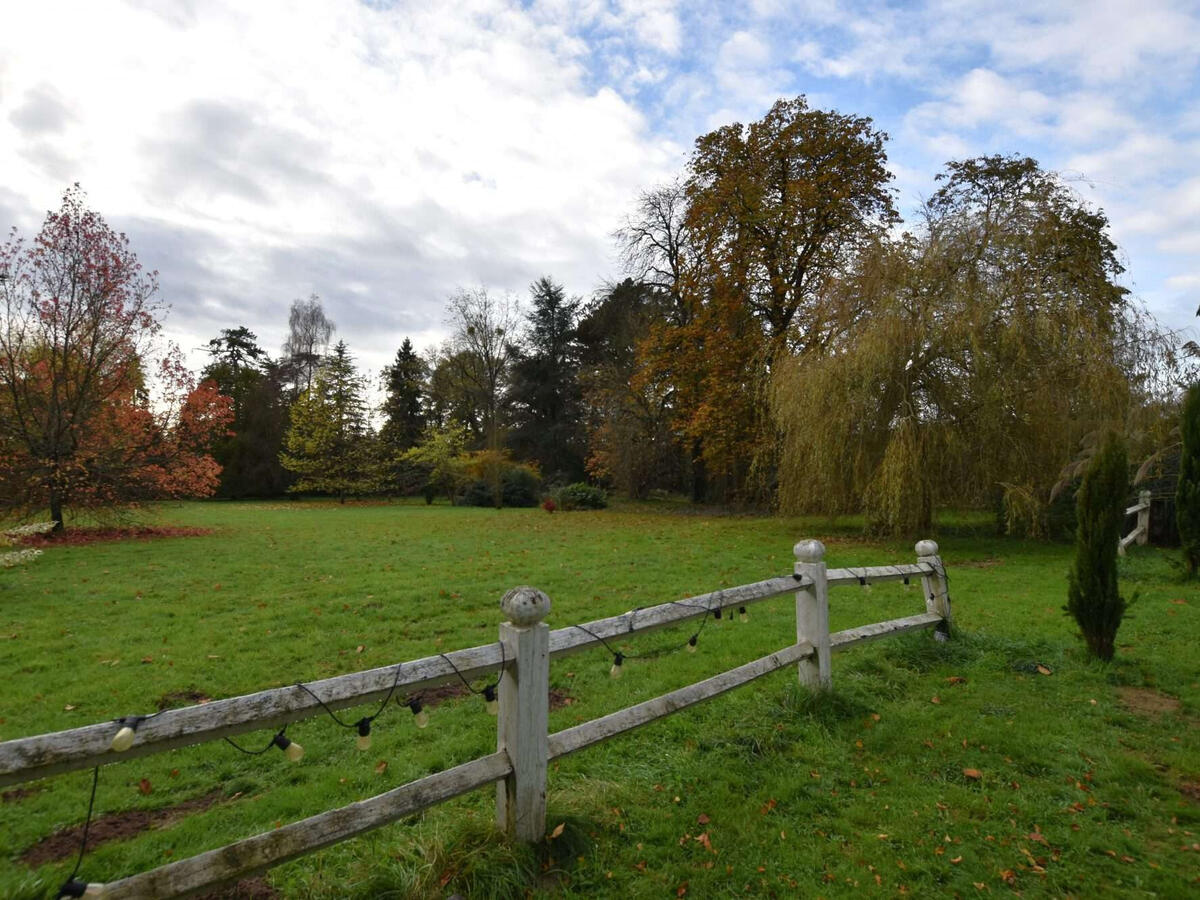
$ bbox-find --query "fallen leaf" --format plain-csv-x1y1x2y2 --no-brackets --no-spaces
697,813,710,825
947,676,966,684
138,778,152,795
63,704,76,711
963,768,982,780
550,822,565,839
676,883,688,897
356,645,365,653
1028,832,1047,845
931,696,941,704
141,656,153,664
1036,665,1052,676
374,760,388,775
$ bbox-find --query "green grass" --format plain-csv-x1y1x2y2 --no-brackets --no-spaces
1,500,1197,898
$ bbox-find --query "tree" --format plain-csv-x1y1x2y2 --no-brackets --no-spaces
1067,431,1128,661
1177,384,1200,576
508,277,585,481
0,186,232,530
773,156,1138,535
379,338,426,454
280,340,374,501
402,421,471,504
281,294,335,397
444,286,520,453
621,97,897,501
578,279,687,498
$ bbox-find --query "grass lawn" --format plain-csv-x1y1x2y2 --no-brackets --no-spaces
1,500,1197,898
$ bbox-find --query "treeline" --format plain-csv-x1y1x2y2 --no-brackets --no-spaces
203,96,1191,533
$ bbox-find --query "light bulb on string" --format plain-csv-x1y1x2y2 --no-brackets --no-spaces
858,576,871,592
483,684,499,716
110,715,146,753
686,635,698,654
57,879,106,898
407,698,429,729
354,718,372,751
738,606,749,624
609,652,624,679
713,608,722,620
271,731,304,762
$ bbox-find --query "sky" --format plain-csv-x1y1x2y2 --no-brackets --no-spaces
2,0,1198,381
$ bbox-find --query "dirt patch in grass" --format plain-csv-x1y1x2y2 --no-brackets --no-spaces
1180,780,1200,805
2,786,42,804
157,689,212,710
1117,686,1181,717
419,683,471,708
21,790,224,866
549,688,576,710
19,526,212,547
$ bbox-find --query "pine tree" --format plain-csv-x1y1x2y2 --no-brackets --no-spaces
508,277,585,481
380,338,426,453
280,341,374,501
1177,384,1200,576
1066,431,1128,660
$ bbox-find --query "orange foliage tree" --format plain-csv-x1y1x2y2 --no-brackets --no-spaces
0,186,232,530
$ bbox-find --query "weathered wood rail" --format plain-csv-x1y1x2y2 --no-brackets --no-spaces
1119,489,1152,556
1,539,952,898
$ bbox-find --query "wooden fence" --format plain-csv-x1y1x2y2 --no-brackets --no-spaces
0,539,952,898
1119,489,1152,556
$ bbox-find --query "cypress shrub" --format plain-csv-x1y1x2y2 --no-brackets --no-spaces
1066,431,1128,661
1177,384,1200,576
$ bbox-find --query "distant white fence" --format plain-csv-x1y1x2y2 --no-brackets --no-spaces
1119,489,1152,556
0,539,952,898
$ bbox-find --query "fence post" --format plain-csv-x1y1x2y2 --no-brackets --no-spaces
794,540,831,690
496,587,551,842
1137,489,1151,546
916,539,951,640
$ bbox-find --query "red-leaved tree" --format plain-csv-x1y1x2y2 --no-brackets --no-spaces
0,186,232,530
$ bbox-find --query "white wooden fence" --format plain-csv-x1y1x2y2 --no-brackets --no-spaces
1119,489,1152,556
0,539,952,898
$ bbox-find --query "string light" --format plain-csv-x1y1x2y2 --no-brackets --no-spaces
609,652,624,679
406,698,429,728
483,684,499,716
738,606,749,623
354,718,372,751
56,879,105,898
686,635,698,653
271,731,304,762
110,718,140,753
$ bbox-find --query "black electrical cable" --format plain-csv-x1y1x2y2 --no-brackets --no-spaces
292,661,406,730
437,639,506,695
65,766,99,883
223,731,283,756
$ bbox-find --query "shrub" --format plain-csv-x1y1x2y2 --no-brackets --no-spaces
457,463,541,508
1177,384,1200,576
1066,431,1128,661
556,482,607,511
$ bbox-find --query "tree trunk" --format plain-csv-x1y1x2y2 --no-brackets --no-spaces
49,490,64,533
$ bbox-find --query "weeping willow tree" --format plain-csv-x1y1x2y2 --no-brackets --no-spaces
774,156,1140,536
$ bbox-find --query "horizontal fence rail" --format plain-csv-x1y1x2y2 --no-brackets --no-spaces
2,539,953,899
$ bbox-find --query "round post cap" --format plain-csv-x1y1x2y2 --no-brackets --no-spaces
915,539,939,557
793,539,826,563
500,586,551,626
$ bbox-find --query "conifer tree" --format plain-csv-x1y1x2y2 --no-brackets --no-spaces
1177,384,1200,576
1066,431,1128,660
280,341,374,501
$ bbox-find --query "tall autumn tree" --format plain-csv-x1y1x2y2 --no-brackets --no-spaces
0,186,232,530
443,287,519,452
621,96,897,501
280,340,374,501
508,277,585,481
